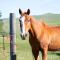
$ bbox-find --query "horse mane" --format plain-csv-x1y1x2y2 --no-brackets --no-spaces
39,18,47,28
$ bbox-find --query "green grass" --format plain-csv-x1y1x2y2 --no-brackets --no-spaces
0,36,60,60
16,36,60,60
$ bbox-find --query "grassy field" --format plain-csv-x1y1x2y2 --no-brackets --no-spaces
0,14,60,60
0,35,60,60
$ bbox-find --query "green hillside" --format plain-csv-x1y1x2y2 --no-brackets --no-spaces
2,13,60,33
34,13,60,25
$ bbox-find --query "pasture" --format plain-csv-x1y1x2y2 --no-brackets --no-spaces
0,14,60,60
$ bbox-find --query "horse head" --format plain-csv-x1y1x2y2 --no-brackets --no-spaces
19,9,31,40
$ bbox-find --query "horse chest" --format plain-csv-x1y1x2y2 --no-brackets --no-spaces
29,35,40,50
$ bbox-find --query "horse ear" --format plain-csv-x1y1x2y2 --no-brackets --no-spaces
19,8,22,14
27,9,30,15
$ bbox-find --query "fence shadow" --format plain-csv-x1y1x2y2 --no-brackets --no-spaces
55,52,60,56
48,51,60,56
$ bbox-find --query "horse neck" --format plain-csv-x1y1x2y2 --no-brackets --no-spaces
29,16,44,38
29,16,37,36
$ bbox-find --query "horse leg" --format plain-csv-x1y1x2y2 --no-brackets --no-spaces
32,49,39,60
42,48,48,60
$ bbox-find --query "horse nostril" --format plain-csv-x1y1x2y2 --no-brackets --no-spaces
20,34,22,38
22,35,25,40
20,34,25,40
25,34,27,37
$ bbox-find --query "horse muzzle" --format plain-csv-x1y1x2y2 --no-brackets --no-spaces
20,33,27,40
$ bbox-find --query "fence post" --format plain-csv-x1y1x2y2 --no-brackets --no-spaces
10,13,16,60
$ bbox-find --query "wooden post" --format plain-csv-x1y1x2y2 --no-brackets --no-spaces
10,13,16,60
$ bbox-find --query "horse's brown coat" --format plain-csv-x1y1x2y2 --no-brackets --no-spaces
19,9,60,60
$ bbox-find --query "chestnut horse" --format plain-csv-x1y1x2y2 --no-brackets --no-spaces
19,9,60,60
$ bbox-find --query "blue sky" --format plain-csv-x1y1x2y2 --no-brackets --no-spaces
0,0,60,18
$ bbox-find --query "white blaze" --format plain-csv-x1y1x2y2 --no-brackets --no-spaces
20,16,25,35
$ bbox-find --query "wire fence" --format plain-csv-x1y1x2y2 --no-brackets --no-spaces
0,32,10,60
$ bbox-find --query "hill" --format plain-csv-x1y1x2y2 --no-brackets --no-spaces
2,13,60,33
34,13,60,20
34,13,60,25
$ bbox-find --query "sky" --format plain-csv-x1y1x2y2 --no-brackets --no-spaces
0,0,60,18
